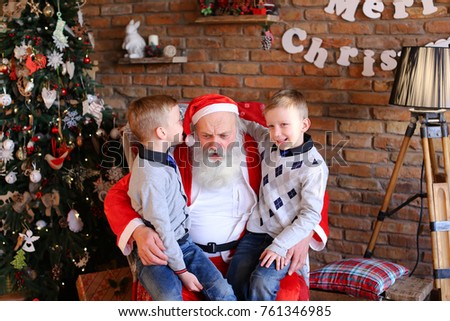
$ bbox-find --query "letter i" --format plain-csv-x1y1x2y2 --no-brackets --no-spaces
362,50,375,77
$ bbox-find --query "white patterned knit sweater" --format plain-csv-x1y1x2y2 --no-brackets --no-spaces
244,120,329,258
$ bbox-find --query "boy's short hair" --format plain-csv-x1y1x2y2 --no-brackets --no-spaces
264,89,308,118
127,95,178,142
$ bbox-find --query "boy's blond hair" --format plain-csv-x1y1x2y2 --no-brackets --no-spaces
264,89,308,119
127,95,178,142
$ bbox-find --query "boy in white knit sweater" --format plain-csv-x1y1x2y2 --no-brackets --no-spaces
227,89,328,300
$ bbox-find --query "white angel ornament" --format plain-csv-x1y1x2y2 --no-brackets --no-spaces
20,229,40,252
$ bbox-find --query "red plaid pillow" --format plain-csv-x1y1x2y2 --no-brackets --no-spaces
309,258,409,300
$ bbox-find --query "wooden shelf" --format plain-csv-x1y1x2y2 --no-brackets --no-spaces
195,14,280,24
118,56,187,64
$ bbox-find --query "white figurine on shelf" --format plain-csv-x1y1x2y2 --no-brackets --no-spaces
122,19,146,59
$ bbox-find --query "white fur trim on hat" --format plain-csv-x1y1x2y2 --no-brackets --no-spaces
185,134,196,147
191,103,239,125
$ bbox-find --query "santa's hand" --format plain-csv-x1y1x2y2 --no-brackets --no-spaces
286,231,313,275
260,249,285,271
133,225,168,265
178,271,203,292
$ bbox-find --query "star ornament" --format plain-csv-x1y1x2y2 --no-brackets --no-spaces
47,50,64,69
27,0,42,16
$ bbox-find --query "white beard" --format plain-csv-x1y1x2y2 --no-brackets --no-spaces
192,136,244,189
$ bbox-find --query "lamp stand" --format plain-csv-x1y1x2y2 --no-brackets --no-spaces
364,109,450,301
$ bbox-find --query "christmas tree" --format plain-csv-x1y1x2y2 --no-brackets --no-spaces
0,0,126,300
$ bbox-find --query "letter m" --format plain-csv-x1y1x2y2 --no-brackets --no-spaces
324,0,361,22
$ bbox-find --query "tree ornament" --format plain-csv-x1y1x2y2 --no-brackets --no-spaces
53,12,69,50
41,190,61,216
26,140,34,154
3,1,27,20
27,0,42,16
47,50,64,69
0,140,14,164
16,77,32,97
43,2,55,17
110,116,120,139
11,249,27,270
45,150,69,170
61,88,67,96
74,251,90,269
0,57,9,74
0,93,12,107
76,133,83,147
83,55,91,64
96,128,106,137
65,61,75,79
82,94,105,127
67,209,84,232
93,177,113,202
25,53,47,74
63,110,82,128
5,171,17,184
61,63,67,75
51,126,59,135
19,229,40,252
23,267,38,280
107,166,125,183
51,264,62,280
16,146,27,160
110,127,120,140
3,138,14,150
29,163,41,183
35,220,47,229
25,79,34,93
41,87,57,109
58,217,68,228
0,64,8,74
0,218,7,235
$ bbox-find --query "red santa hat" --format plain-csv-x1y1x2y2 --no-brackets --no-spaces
183,94,239,146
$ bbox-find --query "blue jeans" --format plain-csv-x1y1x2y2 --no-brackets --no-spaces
135,236,236,301
227,232,290,300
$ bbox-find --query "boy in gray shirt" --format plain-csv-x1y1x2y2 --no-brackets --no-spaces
127,95,236,300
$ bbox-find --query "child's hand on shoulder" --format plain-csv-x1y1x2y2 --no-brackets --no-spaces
178,271,203,292
259,249,287,271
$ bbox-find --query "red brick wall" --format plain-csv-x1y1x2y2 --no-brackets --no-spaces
85,0,450,279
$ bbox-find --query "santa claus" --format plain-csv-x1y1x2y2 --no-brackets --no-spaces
105,94,328,300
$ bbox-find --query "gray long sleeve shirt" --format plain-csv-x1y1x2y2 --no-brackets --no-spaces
128,146,190,273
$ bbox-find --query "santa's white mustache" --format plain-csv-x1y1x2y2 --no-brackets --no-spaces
206,147,223,158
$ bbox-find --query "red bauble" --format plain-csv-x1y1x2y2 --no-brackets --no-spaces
0,64,8,74
51,126,59,135
61,88,67,96
83,56,91,64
